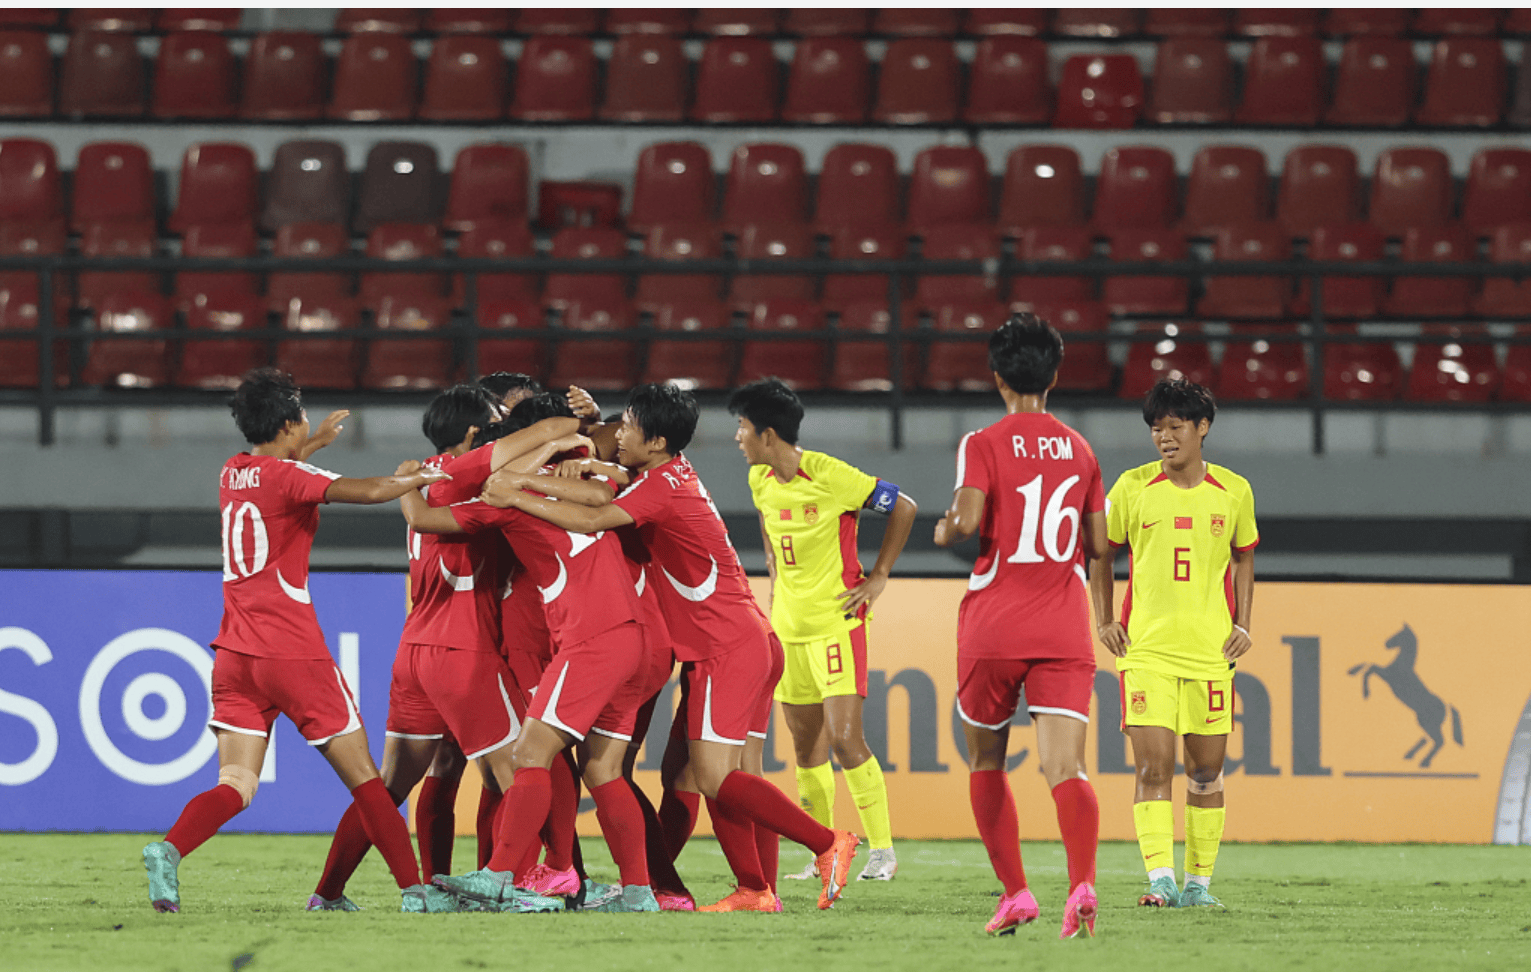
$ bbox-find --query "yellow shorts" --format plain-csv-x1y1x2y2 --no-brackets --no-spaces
773,622,869,706
1120,669,1234,736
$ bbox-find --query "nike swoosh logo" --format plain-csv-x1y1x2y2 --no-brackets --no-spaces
968,556,999,592
439,555,478,592
538,555,568,603
663,556,718,603
1142,521,1159,529
277,569,312,605
1206,716,1223,724
634,566,647,598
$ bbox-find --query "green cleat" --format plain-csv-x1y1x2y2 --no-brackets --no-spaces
1178,882,1226,909
571,878,618,911
402,884,462,913
142,841,181,913
307,893,360,912
590,885,660,913
1138,875,1181,908
433,868,516,908
501,886,566,914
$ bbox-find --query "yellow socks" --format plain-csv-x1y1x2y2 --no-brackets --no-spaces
843,755,892,850
794,761,837,829
1133,800,1174,878
1184,805,1225,882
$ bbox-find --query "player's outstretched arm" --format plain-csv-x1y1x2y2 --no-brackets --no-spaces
481,483,634,534
488,416,582,472
1221,546,1255,661
933,486,984,547
503,433,595,474
298,409,350,461
1090,541,1129,657
485,468,616,507
397,480,464,535
839,490,917,615
324,464,448,505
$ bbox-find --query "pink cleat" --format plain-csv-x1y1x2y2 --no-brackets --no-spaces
1060,882,1098,939
985,888,1040,936
518,864,580,898
654,890,696,912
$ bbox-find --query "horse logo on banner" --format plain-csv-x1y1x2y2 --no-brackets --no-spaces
1348,623,1464,769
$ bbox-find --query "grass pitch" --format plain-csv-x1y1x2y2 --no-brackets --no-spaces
4,835,1529,972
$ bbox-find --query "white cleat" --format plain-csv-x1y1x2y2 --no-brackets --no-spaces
857,847,898,881
782,855,819,880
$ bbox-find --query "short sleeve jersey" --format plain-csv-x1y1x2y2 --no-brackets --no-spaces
954,413,1106,661
429,444,494,507
613,455,770,661
401,453,506,653
451,500,639,649
214,453,340,660
1105,461,1259,680
749,451,879,641
499,553,554,667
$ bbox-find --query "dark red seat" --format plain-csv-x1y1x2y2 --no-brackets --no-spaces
175,221,259,312
873,39,960,125
536,181,623,231
784,9,871,36
1217,324,1310,401
730,223,817,308
604,9,690,35
71,142,154,233
1235,37,1325,126
635,223,724,311
1416,38,1506,128
1292,223,1388,319
360,223,447,309
1103,230,1189,316
964,10,1048,36
1511,54,1531,128
1473,224,1531,317
1009,227,1095,313
329,33,418,121
510,37,596,121
1234,10,1321,36
1499,329,1531,401
922,302,1009,392
1181,146,1270,237
444,144,529,234
79,294,173,388
152,31,236,119
355,141,441,233
1037,299,1112,392
600,36,687,123
334,9,422,33
1119,322,1214,398
419,35,507,122
454,219,538,310
1322,325,1401,401
998,145,1086,235
0,220,68,388
1277,146,1362,237
1144,10,1229,36
176,295,267,390
693,9,780,36
1322,10,1409,36
262,140,349,232
814,144,901,234
736,299,827,390
1093,147,1178,232
1370,148,1453,236
60,31,145,117
169,143,258,235
1149,38,1234,124
691,38,779,123
1053,9,1141,37
68,9,153,31
240,32,325,120
0,138,61,225
872,9,959,36
474,298,546,385
514,10,600,35
1463,149,1531,236
964,37,1051,125
77,220,160,310
360,224,454,391
1054,54,1143,128
1325,38,1416,127
640,300,734,391
828,301,914,392
423,10,512,34
915,224,1003,311
543,227,629,313
908,147,990,235
822,228,907,313
1407,324,1498,402
1198,224,1292,320
269,223,358,389
723,144,809,233
0,30,54,117
630,142,716,235
0,9,60,28
782,38,870,124
1412,10,1503,36
1383,226,1476,318
547,296,638,393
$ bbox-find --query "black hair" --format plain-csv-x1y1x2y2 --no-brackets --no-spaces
626,382,699,455
422,384,497,453
1142,376,1217,431
478,372,542,402
727,378,804,445
505,391,576,431
988,312,1064,395
229,367,304,445
472,420,515,448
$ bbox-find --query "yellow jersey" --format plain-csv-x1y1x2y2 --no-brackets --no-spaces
749,450,880,641
1105,461,1259,680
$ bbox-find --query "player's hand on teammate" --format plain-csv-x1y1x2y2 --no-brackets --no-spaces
1097,621,1131,657
837,573,888,617
549,433,595,457
566,386,600,426
480,471,525,508
395,460,421,476
1222,624,1252,661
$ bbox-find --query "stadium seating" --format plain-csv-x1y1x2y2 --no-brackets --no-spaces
1277,146,1363,237
328,33,417,121
907,147,990,234
1216,324,1310,401
964,37,1050,125
915,225,1002,310
815,144,902,234
1010,227,1096,312
640,299,733,391
1103,230,1190,316
1181,146,1271,237
782,38,871,124
1462,149,1531,235
0,30,52,117
873,9,960,37
1407,324,1499,402
1383,226,1476,318
474,298,546,385
359,224,454,390
604,9,690,36
443,144,530,233
1093,147,1178,231
1416,38,1507,127
1236,37,1325,126
240,32,325,120
998,145,1087,234
822,227,907,313
175,221,260,312
1198,223,1292,319
261,140,350,232
419,35,508,122
1119,322,1214,398
269,222,358,389
511,37,597,121
70,142,154,233
1040,300,1112,391
730,223,817,308
964,10,1048,36
1322,325,1402,400
923,302,1009,391
454,219,538,310
424,10,512,35
169,143,259,234
635,223,723,310
1326,38,1416,127
722,144,810,233
1292,224,1388,320
691,38,778,123
1370,148,1454,235
176,295,266,390
59,31,145,117
354,142,442,233
1474,224,1531,317
1054,54,1143,128
873,39,961,125
600,36,688,123
736,299,827,390
0,219,68,388
152,31,237,119
630,142,716,234
1149,38,1233,124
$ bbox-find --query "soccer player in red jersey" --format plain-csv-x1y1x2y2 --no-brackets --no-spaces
483,384,860,913
141,368,451,914
933,315,1108,939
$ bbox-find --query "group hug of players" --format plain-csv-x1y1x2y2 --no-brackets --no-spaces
141,311,1257,939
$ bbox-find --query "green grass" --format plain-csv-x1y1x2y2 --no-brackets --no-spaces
4,835,1530,972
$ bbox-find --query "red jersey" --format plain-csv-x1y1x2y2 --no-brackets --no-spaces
451,500,639,648
612,455,770,661
500,551,555,666
955,412,1105,661
429,443,494,507
214,453,340,661
401,453,507,653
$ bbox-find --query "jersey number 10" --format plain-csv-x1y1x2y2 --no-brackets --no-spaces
1005,474,1082,565
221,500,269,582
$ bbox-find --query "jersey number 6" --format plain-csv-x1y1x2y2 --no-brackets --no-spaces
1005,474,1082,565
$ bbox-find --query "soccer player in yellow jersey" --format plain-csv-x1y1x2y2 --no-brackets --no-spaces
729,379,918,882
1090,377,1257,910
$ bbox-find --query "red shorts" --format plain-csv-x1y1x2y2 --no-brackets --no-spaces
209,649,361,746
686,630,783,746
504,644,551,705
956,653,1095,729
529,621,644,742
593,632,674,741
385,643,528,759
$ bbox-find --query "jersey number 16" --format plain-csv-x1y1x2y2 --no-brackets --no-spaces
1005,474,1082,565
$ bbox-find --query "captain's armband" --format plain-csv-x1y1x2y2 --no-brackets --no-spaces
864,479,900,515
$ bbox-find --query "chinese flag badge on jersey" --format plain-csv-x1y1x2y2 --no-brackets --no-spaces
1174,516,1193,530
780,509,792,520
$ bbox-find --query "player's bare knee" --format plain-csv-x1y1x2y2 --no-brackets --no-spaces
218,765,259,809
1136,763,1175,790
1040,756,1087,789
1185,770,1224,795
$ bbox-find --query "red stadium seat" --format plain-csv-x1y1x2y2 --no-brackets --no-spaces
0,220,68,388
922,302,1009,392
691,38,779,123
79,293,173,388
963,10,1048,36
640,300,735,391
424,10,512,34
998,145,1086,235
604,9,690,35
261,140,350,233
1407,324,1498,402
1322,10,1409,36
1093,147,1178,232
872,9,959,36
360,224,454,391
1370,148,1453,236
1413,10,1503,36
543,227,629,313
1511,56,1531,128
828,302,914,392
1149,38,1234,124
1463,149,1531,236
600,36,687,123
0,10,60,28
1326,38,1416,127
547,295,638,392
1292,223,1388,319
270,223,358,389
70,142,153,233
515,10,599,35
964,37,1051,125
473,298,546,385
169,143,258,235
329,33,417,121
157,10,245,31
873,39,960,125
420,35,507,122
635,223,724,311
76,220,160,310
1181,146,1270,237
907,146,990,235
1216,324,1310,401
694,9,780,36
360,223,447,308
736,299,828,390
454,219,537,310
784,10,871,37
1119,322,1213,398
1198,223,1292,320
1053,9,1141,38
59,31,146,118
1323,325,1402,401
355,141,441,233
335,9,422,33
536,181,623,231
511,37,597,121
1500,331,1531,401
152,31,236,119
1473,224,1531,317
1054,54,1143,128
730,223,817,309
444,144,529,234
1144,10,1229,37
68,9,154,32
0,138,61,223
630,142,716,235
0,30,53,117
915,224,1002,310
1103,230,1189,316
1037,299,1112,392
240,32,325,121
1277,146,1362,237
1506,10,1531,36
1383,226,1476,318
1236,37,1325,126
823,227,907,312
1234,10,1320,36
1416,38,1507,128
1009,227,1096,312
782,38,870,124
176,295,267,390
723,144,809,233
175,221,259,312
814,144,901,234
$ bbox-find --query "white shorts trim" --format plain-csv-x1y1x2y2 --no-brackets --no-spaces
1028,705,1090,725
699,675,746,746
589,727,634,742
465,674,524,760
385,732,446,741
208,721,270,738
955,698,1013,732
307,669,365,746
537,662,585,742
747,731,768,740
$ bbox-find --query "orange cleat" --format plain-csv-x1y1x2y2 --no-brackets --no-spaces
698,885,779,913
815,829,860,910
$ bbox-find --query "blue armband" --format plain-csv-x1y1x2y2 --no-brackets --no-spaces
864,480,900,515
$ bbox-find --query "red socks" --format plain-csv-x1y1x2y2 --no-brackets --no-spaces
716,771,835,856
487,767,552,874
314,787,407,898
754,820,780,893
476,786,503,870
415,776,458,881
970,770,1027,896
542,756,579,871
1051,777,1100,889
706,796,768,892
659,788,700,860
351,777,421,890
164,783,245,859
590,779,650,887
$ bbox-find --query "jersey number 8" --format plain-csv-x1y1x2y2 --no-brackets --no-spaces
1004,474,1082,565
